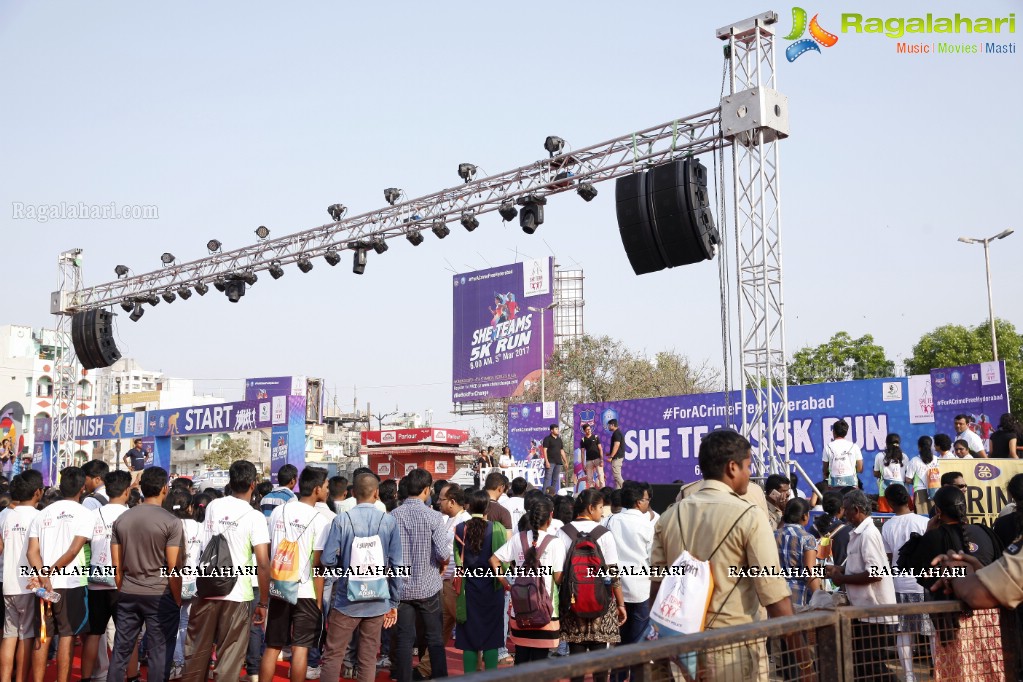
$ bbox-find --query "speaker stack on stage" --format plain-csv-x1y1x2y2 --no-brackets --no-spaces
615,157,720,275
71,310,122,370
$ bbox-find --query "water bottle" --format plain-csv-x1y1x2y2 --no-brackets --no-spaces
33,588,61,603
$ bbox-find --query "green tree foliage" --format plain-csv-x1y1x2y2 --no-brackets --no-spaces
203,436,251,471
905,319,1022,418
788,332,895,385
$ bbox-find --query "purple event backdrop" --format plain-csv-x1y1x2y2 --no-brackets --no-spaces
507,401,559,461
930,361,1009,443
452,259,554,402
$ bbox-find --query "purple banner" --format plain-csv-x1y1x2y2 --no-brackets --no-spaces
32,416,55,487
575,378,934,493
452,259,555,402
930,362,1009,446
244,376,294,401
507,402,559,462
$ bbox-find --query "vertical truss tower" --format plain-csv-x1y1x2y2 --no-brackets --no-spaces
49,249,84,469
718,13,790,475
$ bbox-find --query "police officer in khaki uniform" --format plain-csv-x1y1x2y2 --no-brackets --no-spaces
650,430,807,680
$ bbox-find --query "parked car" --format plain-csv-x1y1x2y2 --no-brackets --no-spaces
192,469,230,493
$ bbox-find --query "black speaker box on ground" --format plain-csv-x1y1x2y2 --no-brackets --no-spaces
649,483,683,514
71,310,121,369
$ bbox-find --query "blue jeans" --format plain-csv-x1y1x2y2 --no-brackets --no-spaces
395,593,447,682
174,600,192,666
246,596,265,675
611,601,651,682
543,464,563,491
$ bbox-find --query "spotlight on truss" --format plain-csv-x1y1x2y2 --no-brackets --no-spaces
460,212,479,232
195,282,209,296
324,249,341,267
577,182,598,202
255,225,270,240
114,265,130,278
129,304,145,322
207,239,222,254
383,188,402,206
353,249,367,275
297,257,314,273
177,287,192,300
327,204,347,222
214,280,227,293
517,194,548,235
431,220,450,239
225,279,246,303
161,291,176,304
406,228,424,246
146,293,160,306
269,261,284,279
119,299,134,313
457,163,477,183
372,238,389,254
160,252,176,265
241,271,258,286
544,136,565,157
498,200,518,222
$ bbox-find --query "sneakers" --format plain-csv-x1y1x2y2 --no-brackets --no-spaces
376,656,392,669
306,667,321,679
245,676,259,682
169,664,184,680
343,665,355,680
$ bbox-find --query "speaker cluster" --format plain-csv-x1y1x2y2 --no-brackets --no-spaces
71,310,122,370
615,157,720,275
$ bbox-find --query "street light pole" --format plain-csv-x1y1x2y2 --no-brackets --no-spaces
958,229,1014,361
527,302,559,403
114,376,122,470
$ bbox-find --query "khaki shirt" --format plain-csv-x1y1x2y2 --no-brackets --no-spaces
975,550,1023,608
651,479,791,629
680,478,772,524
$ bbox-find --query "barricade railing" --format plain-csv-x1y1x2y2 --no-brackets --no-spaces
476,601,1020,682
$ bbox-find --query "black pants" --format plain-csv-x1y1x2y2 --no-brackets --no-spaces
395,592,447,682
852,620,897,682
110,591,180,682
514,646,549,664
570,641,608,682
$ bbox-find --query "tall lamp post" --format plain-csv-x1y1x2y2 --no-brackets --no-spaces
958,229,1014,361
114,376,122,470
527,302,559,403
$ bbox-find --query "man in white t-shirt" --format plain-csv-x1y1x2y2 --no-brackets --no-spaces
604,482,654,659
0,473,45,682
879,484,930,682
822,419,863,488
336,468,387,514
80,469,131,682
182,460,270,682
500,478,527,531
953,415,987,457
25,467,95,682
260,467,331,682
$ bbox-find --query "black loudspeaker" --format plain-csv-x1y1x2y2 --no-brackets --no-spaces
615,157,720,275
649,483,682,515
71,310,121,370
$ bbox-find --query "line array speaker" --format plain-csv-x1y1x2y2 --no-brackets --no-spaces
71,310,121,369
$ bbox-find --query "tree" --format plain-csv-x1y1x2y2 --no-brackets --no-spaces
905,318,1023,418
787,332,895,385
203,436,251,471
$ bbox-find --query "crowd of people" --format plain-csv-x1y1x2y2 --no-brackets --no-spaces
0,417,1019,682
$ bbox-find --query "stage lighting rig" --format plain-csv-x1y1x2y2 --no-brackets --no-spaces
269,261,285,279
372,238,389,254
119,299,134,313
225,279,246,303
177,287,192,300
129,304,145,322
161,291,176,304
431,220,450,239
214,280,227,292
297,257,314,273
114,265,130,278
324,249,341,266
353,249,367,275
384,188,403,206
498,200,518,222
327,204,347,222
517,194,547,234
460,212,479,232
195,282,209,296
207,240,222,254
457,163,477,183
544,136,565,157
240,271,258,285
577,182,598,202
255,225,270,240
160,253,176,266
406,228,424,246
145,293,160,306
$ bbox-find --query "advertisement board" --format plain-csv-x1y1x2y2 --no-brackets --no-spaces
507,401,558,461
930,361,1009,447
939,458,1021,526
452,258,554,402
574,378,934,493
361,429,469,447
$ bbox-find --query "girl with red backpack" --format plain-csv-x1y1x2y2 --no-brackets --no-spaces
556,489,628,682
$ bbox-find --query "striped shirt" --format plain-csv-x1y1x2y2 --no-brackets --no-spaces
775,523,818,607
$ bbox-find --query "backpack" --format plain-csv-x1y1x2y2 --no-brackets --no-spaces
509,531,556,629
269,504,318,605
560,524,610,619
88,491,108,506
196,533,237,598
344,512,389,603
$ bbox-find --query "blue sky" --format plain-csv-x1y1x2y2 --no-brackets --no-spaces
1,0,1019,435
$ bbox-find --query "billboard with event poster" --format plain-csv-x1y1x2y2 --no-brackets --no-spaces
507,402,559,461
929,361,1009,446
574,377,935,493
452,258,555,402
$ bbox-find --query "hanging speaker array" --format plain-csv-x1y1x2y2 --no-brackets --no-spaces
71,310,121,369
615,157,720,275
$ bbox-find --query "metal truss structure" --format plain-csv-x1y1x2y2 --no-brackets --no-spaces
51,249,84,469
719,12,790,475
53,12,789,474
